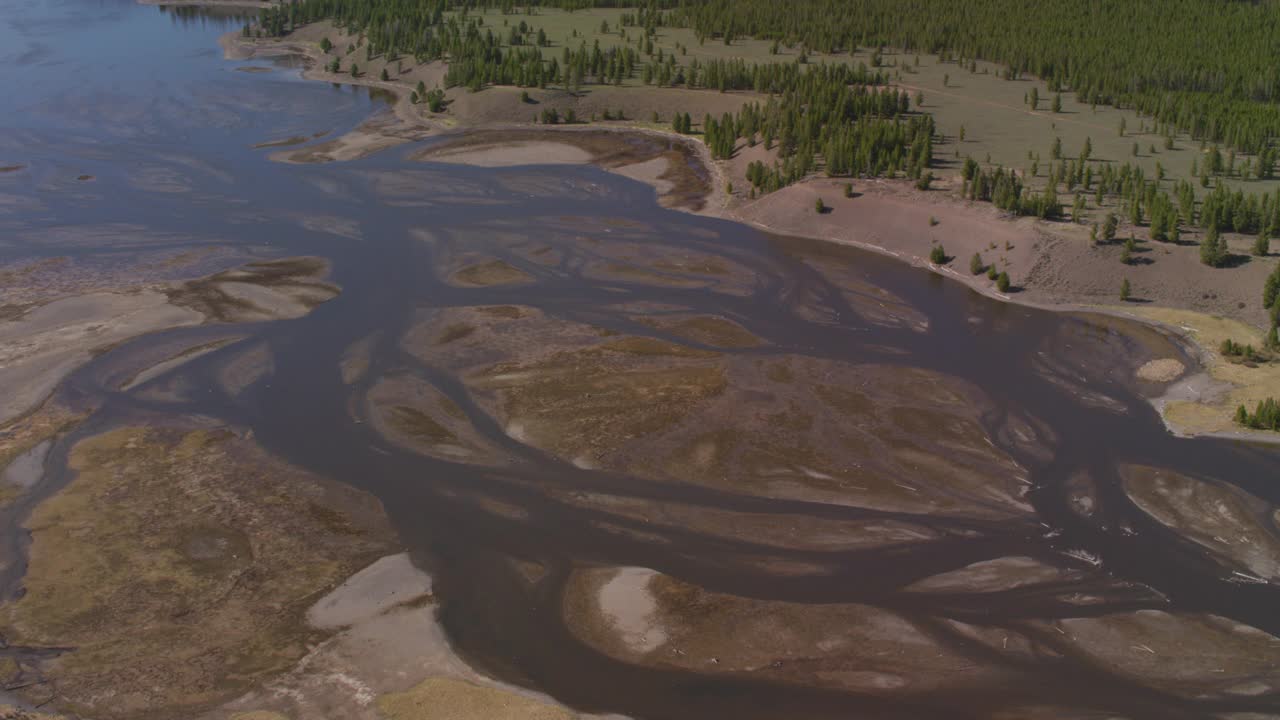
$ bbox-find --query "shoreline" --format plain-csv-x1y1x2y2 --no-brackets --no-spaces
219,23,1280,442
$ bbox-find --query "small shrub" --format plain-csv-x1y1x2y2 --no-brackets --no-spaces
929,244,947,264
1120,278,1131,301
814,197,826,214
995,271,1011,292
928,216,939,227
970,253,985,275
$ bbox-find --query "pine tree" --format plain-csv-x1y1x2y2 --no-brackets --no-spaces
1254,227,1270,257
1102,213,1118,243
1120,277,1131,301
1200,224,1226,267
1264,268,1280,309
996,272,1011,292
970,252,985,275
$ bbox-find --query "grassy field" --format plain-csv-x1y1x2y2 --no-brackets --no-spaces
465,7,1280,215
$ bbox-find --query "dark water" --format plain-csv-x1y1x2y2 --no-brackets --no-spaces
3,1,1280,719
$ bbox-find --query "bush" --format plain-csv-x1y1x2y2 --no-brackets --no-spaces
814,197,826,214
970,253,985,275
928,216,939,226
929,244,947,264
995,271,1011,292
986,264,999,281
1120,278,1131,301
844,183,854,198
424,89,446,112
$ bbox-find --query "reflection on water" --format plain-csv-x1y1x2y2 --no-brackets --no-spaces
1,0,1279,719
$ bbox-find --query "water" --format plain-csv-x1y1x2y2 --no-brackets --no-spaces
2,1,1279,718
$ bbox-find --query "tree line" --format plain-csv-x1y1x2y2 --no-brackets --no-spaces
664,0,1280,156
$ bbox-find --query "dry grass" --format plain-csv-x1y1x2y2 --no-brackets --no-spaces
1128,306,1280,434
3,426,395,719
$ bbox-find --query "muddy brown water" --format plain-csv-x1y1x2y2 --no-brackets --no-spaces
2,2,1280,719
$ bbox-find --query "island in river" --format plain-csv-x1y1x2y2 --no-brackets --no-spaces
0,1,1279,719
